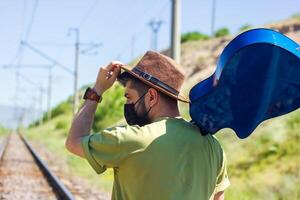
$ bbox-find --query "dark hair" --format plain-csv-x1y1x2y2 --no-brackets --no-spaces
118,72,177,105
118,72,150,96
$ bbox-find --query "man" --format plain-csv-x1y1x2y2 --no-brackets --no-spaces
66,51,230,200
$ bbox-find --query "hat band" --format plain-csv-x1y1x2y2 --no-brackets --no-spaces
132,67,179,96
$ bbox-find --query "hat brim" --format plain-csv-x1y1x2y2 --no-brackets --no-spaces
118,65,189,103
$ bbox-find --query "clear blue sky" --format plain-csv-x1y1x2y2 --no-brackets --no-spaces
0,0,299,112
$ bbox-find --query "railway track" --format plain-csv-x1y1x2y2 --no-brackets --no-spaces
0,133,75,200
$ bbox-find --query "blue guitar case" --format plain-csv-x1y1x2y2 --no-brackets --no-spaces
189,28,300,139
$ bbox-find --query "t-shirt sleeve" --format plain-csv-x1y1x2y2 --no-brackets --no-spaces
215,150,230,193
81,125,147,174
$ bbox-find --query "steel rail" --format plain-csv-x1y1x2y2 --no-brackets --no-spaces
18,133,75,200
0,135,9,161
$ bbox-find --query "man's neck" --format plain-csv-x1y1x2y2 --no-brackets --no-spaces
150,109,180,122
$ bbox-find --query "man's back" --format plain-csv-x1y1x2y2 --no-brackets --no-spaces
82,117,230,200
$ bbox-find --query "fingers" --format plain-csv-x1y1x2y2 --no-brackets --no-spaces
105,61,123,80
110,66,121,79
103,61,120,80
106,67,121,80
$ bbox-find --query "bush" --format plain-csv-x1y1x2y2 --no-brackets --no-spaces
55,120,69,130
286,111,300,138
239,24,252,32
92,84,125,132
51,101,72,119
181,32,210,43
214,27,230,37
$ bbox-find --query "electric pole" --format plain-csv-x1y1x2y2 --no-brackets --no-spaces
68,28,80,116
38,87,43,126
170,0,181,64
14,69,20,130
148,20,164,51
47,66,53,120
68,28,102,116
2,64,54,121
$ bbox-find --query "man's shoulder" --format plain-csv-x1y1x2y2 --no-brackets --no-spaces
103,124,157,146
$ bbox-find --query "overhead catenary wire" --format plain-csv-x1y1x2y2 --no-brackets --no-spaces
10,0,39,128
8,0,27,67
115,0,170,62
27,41,74,47
18,73,46,93
97,0,161,60
78,0,100,28
1,64,54,120
20,41,74,75
24,0,39,41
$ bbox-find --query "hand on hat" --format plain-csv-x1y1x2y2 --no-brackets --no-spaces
93,61,123,95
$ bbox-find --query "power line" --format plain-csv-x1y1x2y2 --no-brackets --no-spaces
19,73,46,93
68,28,80,116
4,64,54,121
28,41,101,47
8,0,27,68
104,0,143,36
156,0,171,19
78,0,99,28
11,0,39,126
80,43,102,55
13,50,25,122
21,41,74,75
28,41,74,47
24,0,39,40
115,0,169,62
108,0,161,58
1,64,52,69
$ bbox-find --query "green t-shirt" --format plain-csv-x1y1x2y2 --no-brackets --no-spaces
81,117,230,200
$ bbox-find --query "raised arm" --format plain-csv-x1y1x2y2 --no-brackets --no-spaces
65,62,122,157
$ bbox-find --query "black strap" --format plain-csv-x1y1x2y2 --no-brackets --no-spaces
132,67,179,96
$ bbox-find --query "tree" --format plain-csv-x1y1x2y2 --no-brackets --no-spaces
214,28,230,37
239,24,252,32
181,32,210,43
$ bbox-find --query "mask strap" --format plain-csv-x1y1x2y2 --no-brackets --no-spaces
135,91,153,118
145,105,152,115
134,91,148,105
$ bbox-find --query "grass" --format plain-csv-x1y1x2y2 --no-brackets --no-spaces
0,125,9,137
217,111,300,200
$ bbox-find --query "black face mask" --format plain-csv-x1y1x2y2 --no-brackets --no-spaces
124,92,152,126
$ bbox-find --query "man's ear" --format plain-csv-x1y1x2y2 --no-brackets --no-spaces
148,88,159,107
